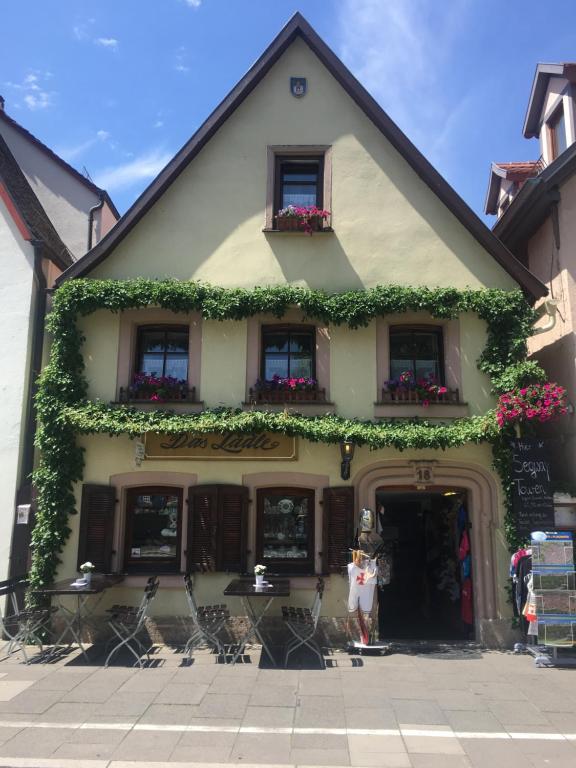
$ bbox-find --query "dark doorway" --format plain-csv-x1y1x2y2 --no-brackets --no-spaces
375,489,473,640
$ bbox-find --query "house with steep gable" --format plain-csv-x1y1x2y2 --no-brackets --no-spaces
0,102,118,582
485,62,576,507
45,14,546,647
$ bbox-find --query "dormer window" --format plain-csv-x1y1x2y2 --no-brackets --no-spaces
549,105,567,160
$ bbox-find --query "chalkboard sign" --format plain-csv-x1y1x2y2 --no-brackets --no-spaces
511,438,555,535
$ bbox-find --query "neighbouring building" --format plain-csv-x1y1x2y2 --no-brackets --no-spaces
485,62,576,510
48,14,547,646
0,101,118,582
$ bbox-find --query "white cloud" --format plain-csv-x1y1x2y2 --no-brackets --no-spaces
154,120,164,129
95,37,119,50
337,0,471,154
183,0,202,8
24,92,51,110
73,18,95,41
94,148,172,191
174,46,189,73
5,70,54,110
57,130,112,162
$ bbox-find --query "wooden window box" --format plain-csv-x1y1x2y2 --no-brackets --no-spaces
275,215,324,232
249,387,327,404
379,387,462,405
119,385,198,404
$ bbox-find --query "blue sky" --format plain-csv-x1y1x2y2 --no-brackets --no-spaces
2,0,576,221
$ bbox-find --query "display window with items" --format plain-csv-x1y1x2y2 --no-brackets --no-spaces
256,488,315,574
124,487,183,572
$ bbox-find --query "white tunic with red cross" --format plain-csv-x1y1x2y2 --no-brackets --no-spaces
347,560,378,612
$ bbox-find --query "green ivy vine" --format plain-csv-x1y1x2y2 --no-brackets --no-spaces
30,279,543,590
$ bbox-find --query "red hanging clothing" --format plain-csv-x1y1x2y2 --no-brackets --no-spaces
461,577,473,625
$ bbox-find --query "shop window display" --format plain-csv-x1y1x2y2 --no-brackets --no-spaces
124,487,182,572
256,488,315,574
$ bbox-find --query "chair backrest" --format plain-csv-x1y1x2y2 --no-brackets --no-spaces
183,573,200,622
0,575,29,621
136,576,159,622
310,578,325,628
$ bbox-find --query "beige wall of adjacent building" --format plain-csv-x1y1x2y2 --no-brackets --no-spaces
0,119,116,258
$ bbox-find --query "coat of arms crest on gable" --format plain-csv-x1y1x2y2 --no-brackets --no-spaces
290,77,307,98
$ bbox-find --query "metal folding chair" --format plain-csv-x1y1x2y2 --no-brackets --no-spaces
104,576,159,668
183,573,229,659
0,575,55,664
282,577,325,667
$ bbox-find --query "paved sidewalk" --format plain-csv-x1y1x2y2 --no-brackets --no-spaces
0,643,576,767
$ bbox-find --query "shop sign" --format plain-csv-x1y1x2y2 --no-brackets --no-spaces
511,438,555,535
144,431,297,460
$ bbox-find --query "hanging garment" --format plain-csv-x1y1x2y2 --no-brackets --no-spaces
510,547,529,577
457,505,468,533
459,530,470,561
347,560,378,612
377,553,392,586
461,554,471,579
515,554,532,635
461,577,473,625
522,574,537,623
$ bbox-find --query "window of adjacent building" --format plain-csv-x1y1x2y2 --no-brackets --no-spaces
549,105,567,160
389,326,444,383
136,325,189,380
124,487,183,572
256,487,315,574
274,156,323,212
261,325,315,380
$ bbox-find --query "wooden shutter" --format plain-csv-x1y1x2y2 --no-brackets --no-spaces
218,486,248,573
187,486,219,572
77,484,116,573
187,485,248,574
322,486,355,574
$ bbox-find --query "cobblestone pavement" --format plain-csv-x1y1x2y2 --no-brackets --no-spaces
0,643,575,767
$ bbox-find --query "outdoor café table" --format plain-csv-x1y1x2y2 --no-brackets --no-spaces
224,577,290,667
34,574,124,661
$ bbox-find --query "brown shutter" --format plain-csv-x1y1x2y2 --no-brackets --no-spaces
77,484,116,573
218,485,249,573
187,486,219,572
322,486,355,574
187,485,248,574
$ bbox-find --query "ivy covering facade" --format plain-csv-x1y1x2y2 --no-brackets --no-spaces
31,279,541,589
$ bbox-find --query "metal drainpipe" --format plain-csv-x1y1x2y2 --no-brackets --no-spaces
87,192,105,250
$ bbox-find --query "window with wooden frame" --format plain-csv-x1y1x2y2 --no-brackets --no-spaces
389,326,445,383
265,146,332,231
274,156,324,213
548,105,568,161
136,325,189,380
256,487,315,575
124,487,183,573
261,325,316,381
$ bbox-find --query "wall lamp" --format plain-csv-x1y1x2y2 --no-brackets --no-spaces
340,439,355,480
